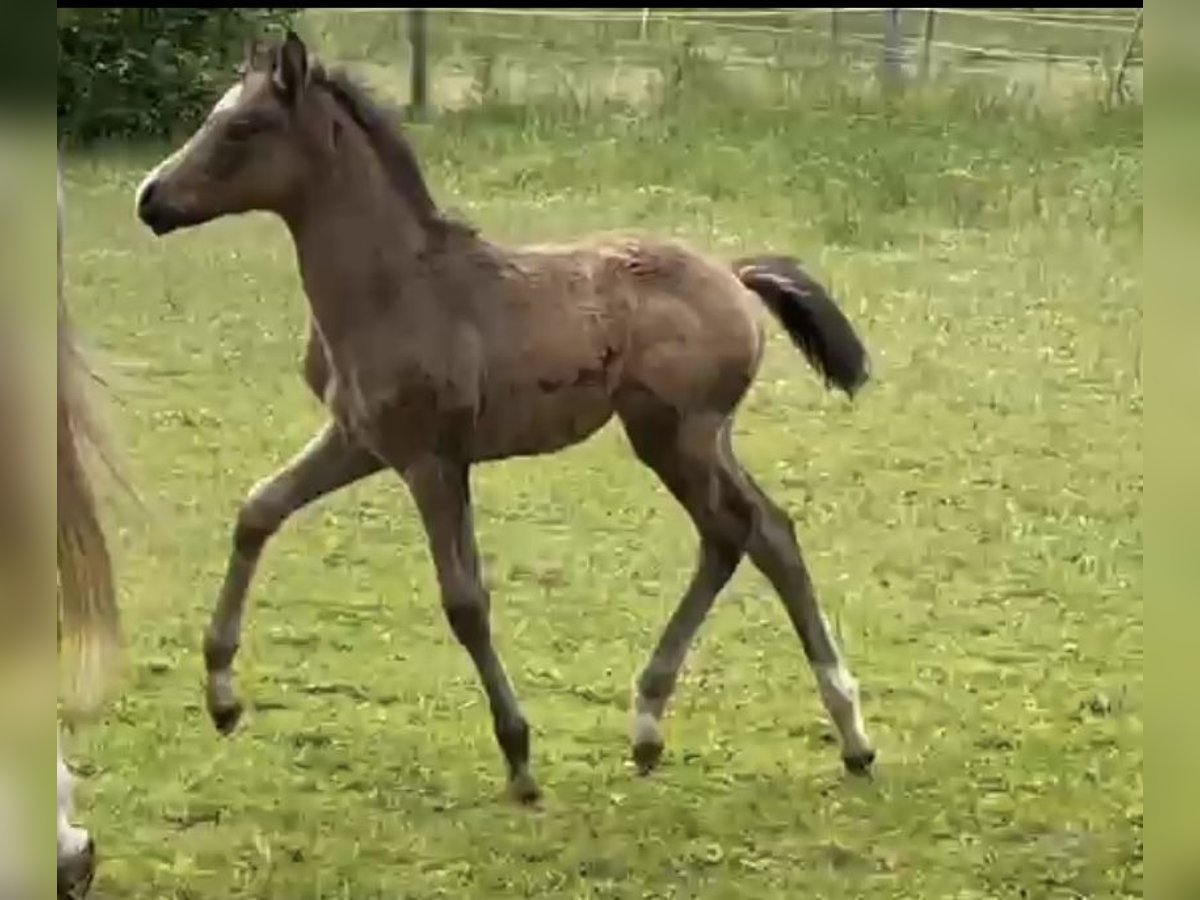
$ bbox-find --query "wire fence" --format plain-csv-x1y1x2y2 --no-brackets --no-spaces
296,7,1144,115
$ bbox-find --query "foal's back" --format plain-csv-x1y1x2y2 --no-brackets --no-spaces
422,232,764,462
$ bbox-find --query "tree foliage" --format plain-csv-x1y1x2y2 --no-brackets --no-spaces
57,8,298,144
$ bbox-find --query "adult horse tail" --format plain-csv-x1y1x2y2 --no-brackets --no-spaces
734,255,871,399
56,164,122,715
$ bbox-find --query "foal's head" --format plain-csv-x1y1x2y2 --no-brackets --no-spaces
137,29,459,243
135,30,335,235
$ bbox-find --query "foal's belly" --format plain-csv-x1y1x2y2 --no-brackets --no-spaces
468,380,615,462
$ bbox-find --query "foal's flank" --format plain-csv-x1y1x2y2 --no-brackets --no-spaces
134,29,877,804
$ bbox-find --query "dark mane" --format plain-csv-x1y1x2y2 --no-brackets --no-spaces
310,64,477,239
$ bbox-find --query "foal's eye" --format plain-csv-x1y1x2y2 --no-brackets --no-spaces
226,118,263,142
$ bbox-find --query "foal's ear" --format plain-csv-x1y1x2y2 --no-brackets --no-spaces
271,29,310,105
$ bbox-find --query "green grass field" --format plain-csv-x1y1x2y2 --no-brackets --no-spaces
59,33,1141,899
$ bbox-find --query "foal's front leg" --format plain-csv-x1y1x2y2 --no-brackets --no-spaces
402,456,539,804
204,421,384,734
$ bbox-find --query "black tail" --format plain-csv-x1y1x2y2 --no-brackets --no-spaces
734,254,871,399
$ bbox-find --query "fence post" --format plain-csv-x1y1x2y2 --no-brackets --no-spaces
920,9,936,80
882,8,904,93
1112,9,1143,103
830,7,840,67
408,8,428,119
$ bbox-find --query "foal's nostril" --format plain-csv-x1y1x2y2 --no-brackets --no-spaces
135,177,177,235
137,179,158,213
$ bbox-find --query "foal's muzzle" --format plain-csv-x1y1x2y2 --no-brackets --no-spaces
135,178,191,236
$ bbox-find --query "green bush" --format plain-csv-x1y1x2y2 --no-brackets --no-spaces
57,8,298,144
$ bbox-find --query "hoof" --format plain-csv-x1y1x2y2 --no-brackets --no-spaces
210,701,244,736
843,749,877,777
57,837,96,899
508,770,542,806
631,738,665,776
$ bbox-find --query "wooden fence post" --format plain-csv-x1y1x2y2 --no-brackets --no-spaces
882,8,904,93
830,7,840,67
920,9,936,80
1112,9,1143,103
409,8,428,119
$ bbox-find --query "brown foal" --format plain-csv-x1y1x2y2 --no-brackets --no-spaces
135,31,876,804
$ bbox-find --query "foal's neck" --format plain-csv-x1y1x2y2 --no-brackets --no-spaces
282,145,436,346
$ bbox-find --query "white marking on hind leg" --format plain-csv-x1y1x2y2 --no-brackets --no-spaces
631,710,663,750
814,662,873,759
208,668,237,711
630,676,668,752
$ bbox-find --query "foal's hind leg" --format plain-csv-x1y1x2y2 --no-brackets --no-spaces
204,420,383,733
620,408,754,774
719,432,876,775
401,456,539,804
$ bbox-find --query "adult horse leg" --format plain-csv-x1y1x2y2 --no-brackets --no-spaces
718,429,876,775
400,455,539,804
56,726,95,898
204,420,383,733
619,403,754,773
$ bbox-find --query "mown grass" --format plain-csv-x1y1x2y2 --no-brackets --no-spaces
60,50,1141,900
